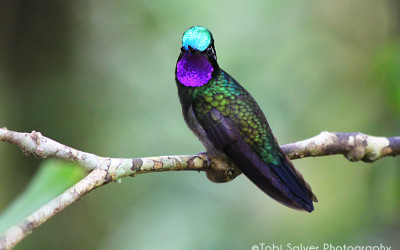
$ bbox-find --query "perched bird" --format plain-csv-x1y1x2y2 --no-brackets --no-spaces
175,26,317,212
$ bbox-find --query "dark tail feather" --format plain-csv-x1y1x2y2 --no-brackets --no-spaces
224,138,316,212
269,158,315,212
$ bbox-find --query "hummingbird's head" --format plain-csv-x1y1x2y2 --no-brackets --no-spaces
176,26,219,87
180,26,217,61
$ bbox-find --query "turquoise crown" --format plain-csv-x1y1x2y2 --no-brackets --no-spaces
182,26,212,52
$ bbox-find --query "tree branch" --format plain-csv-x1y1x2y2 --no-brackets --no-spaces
283,131,400,162
0,127,399,249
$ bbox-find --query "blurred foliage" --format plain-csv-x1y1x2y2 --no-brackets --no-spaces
0,160,85,233
0,0,399,249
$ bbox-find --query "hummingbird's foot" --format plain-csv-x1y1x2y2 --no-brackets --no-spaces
203,154,242,183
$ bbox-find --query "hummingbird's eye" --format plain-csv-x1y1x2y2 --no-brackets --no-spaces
206,47,213,55
181,47,186,53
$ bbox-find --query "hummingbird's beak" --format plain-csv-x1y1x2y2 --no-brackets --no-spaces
188,45,198,54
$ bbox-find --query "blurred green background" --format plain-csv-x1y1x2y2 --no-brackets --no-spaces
1,0,399,249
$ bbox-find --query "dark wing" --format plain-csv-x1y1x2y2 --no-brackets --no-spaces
197,107,316,212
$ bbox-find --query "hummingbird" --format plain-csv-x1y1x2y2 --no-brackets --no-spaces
175,26,317,212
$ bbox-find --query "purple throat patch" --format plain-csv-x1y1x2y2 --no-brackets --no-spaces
176,53,213,87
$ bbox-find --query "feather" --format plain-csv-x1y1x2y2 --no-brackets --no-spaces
198,108,315,212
